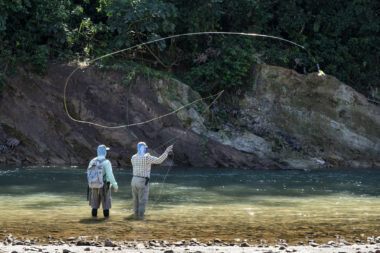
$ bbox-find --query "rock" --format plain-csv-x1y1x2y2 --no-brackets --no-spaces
149,240,160,247
310,242,319,247
6,138,20,149
76,240,90,246
298,241,304,245
62,249,70,253
206,241,212,246
163,250,174,253
161,240,170,246
84,247,91,251
174,241,183,246
105,239,117,247
279,245,286,250
240,242,250,247
376,236,380,243
6,235,13,243
328,241,336,245
12,240,24,245
66,237,75,242
214,238,222,243
190,238,198,243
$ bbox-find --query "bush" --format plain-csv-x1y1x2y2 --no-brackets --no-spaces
184,37,256,93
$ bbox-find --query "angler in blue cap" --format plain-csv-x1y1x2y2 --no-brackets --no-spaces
131,141,173,217
87,144,118,217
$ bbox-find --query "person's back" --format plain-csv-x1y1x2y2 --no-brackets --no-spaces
130,142,172,217
131,152,168,177
88,144,118,217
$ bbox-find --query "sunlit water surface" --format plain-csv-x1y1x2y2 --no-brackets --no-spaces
0,166,379,244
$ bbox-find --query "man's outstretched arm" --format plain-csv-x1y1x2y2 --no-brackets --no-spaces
147,145,173,165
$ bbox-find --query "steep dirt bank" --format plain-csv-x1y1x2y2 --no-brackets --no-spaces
0,64,281,169
0,63,379,169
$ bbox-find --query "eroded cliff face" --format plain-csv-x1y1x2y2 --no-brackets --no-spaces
0,64,282,169
156,64,380,169
0,63,379,169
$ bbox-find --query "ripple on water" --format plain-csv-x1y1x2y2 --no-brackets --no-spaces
0,166,379,244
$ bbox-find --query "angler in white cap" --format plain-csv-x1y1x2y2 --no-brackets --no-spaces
87,144,118,218
131,141,173,217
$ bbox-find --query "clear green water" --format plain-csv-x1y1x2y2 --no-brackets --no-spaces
0,166,379,244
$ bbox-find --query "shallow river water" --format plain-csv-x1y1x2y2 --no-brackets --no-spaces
0,166,379,244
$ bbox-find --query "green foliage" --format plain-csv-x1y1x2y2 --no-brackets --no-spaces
0,0,378,96
0,72,6,93
184,37,256,93
30,45,50,75
0,0,72,74
265,0,380,94
104,0,177,49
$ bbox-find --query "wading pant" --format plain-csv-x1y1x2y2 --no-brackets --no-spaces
131,176,149,216
90,182,112,210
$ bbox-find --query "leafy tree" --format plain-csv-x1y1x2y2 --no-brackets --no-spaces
104,0,177,48
0,0,378,97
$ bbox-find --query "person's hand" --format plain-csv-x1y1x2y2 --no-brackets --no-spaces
166,145,173,153
114,188,118,193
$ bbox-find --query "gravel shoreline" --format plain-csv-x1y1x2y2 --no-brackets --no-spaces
1,243,380,253
1,235,380,253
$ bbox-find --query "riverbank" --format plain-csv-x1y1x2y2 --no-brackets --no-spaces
1,238,380,253
1,63,379,168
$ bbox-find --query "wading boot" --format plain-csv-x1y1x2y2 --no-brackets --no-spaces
92,208,97,217
103,209,109,217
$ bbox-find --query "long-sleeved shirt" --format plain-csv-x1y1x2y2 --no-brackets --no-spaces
131,151,169,178
88,155,118,189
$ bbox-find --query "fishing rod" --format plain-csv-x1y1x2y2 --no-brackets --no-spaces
64,31,323,129
65,31,323,211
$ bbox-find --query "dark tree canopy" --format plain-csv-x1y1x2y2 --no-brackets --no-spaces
0,0,379,97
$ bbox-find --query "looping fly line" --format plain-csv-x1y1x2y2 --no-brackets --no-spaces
64,31,318,128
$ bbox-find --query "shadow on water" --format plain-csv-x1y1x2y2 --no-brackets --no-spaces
79,217,109,224
124,214,144,221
